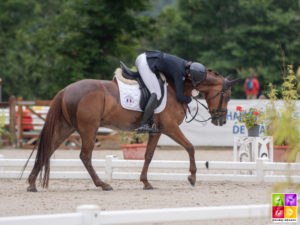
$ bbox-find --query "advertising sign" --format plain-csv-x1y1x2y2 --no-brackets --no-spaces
158,99,300,147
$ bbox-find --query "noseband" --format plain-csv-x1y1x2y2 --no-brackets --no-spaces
207,79,229,119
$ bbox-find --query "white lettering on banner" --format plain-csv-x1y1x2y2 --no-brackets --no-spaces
158,99,300,147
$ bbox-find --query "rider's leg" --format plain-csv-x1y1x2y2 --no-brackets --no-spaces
135,53,161,133
136,93,159,133
135,53,162,100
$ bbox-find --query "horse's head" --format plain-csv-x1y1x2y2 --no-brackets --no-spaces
195,71,239,126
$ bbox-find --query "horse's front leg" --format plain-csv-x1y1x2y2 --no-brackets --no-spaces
140,132,161,190
164,125,197,186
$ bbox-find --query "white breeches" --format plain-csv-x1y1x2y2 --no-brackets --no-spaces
135,53,162,100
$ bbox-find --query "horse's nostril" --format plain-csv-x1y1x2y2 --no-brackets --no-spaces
211,119,218,126
218,118,226,126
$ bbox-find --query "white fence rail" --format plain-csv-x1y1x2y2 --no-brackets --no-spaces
0,154,300,183
0,204,270,225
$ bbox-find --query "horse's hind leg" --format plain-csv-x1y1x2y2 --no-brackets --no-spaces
140,133,161,190
27,119,74,192
78,125,112,191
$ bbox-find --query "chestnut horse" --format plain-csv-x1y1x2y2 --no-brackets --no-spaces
26,69,238,192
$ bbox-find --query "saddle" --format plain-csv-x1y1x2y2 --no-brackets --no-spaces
119,61,165,110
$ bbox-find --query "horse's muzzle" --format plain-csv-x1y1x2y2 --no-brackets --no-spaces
211,114,227,126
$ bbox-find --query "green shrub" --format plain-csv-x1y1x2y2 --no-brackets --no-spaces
266,65,300,161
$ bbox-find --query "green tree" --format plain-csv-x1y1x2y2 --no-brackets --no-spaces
0,0,153,100
150,0,300,98
0,0,37,99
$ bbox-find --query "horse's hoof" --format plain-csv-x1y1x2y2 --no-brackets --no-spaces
188,176,195,186
27,187,38,192
143,185,154,190
102,185,113,191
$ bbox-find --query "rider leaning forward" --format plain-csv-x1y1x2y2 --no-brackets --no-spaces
135,50,207,133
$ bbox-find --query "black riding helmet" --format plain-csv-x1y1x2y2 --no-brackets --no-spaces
189,62,207,87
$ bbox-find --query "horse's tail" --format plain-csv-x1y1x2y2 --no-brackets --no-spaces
27,90,64,188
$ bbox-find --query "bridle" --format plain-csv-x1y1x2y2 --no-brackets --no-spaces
206,78,230,120
185,78,230,123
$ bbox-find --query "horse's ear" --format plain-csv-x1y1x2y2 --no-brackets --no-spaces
228,78,240,86
225,74,233,80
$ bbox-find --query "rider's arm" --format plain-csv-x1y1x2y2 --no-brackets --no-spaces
174,77,192,104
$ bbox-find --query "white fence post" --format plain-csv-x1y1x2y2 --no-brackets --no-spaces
256,158,266,183
0,154,3,172
76,205,101,225
233,137,237,161
269,136,274,162
105,155,114,182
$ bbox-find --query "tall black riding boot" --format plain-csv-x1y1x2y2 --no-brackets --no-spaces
136,93,159,133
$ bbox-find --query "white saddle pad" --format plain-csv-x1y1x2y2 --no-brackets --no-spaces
115,69,167,113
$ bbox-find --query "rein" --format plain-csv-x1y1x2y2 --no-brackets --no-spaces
184,78,229,123
184,97,211,123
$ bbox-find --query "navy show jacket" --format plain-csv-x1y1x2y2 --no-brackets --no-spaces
145,50,192,104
